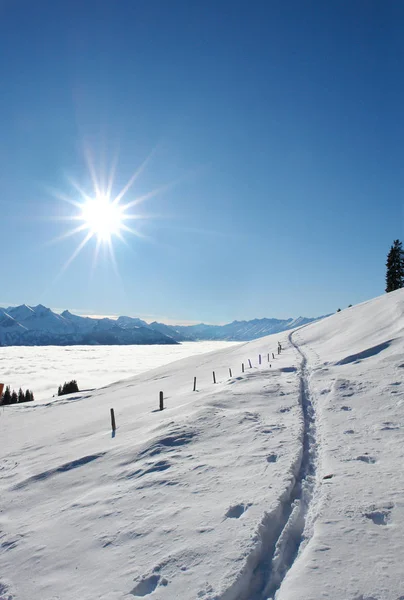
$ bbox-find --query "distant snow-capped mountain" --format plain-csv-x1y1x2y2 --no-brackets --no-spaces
0,305,178,346
0,305,327,347
170,316,326,341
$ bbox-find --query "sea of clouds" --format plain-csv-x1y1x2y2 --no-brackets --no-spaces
0,342,239,401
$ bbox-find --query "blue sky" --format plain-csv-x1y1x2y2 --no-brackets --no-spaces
1,0,403,324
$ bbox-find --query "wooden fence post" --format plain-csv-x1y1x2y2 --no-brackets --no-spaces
248,359,252,368
267,353,270,362
159,391,164,411
110,408,116,431
272,352,275,359
213,371,216,384
259,354,261,365
193,377,197,391
229,368,232,378
242,363,244,373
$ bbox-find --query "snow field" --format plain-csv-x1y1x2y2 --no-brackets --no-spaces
0,337,302,600
2,289,404,600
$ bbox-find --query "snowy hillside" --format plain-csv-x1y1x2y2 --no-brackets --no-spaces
1,289,403,600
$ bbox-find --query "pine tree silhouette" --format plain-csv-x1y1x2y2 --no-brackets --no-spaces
58,380,79,396
10,390,18,404
2,386,11,405
386,240,404,292
18,388,24,403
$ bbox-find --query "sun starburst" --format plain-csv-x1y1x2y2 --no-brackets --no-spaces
48,146,167,277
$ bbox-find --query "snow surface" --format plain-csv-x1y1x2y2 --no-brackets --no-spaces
1,289,404,600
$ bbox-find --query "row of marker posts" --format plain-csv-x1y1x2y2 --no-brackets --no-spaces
110,342,282,432
0,347,284,434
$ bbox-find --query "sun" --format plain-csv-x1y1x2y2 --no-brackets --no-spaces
48,144,176,277
80,194,125,242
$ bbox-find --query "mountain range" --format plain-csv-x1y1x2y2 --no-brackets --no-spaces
0,304,326,346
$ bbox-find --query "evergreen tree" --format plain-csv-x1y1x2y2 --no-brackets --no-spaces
25,389,31,402
386,239,404,292
18,388,24,403
10,390,18,404
2,386,11,405
58,380,79,396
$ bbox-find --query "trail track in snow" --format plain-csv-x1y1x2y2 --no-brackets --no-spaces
231,328,320,600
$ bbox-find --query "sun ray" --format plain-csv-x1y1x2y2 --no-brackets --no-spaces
91,237,102,274
114,230,131,247
111,145,159,206
120,179,177,211
122,213,166,220
66,177,93,203
106,237,121,279
61,231,93,272
46,223,89,246
106,147,120,198
119,223,150,240
83,142,101,198
46,188,83,210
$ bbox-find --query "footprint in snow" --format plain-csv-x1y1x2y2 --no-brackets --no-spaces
381,422,400,431
364,510,390,526
356,455,376,464
130,575,162,596
225,503,250,519
363,502,394,526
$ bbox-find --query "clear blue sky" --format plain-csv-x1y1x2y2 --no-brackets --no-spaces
1,0,403,324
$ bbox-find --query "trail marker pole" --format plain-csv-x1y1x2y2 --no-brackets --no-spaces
213,371,216,384
110,408,116,432
159,391,164,411
267,353,270,362
272,352,275,359
193,377,197,391
259,354,261,365
229,368,232,378
242,363,245,373
248,359,252,368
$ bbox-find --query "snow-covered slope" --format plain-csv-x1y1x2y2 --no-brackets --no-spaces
276,289,404,600
1,290,403,600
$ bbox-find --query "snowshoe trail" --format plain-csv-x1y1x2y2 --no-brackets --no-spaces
237,328,321,600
